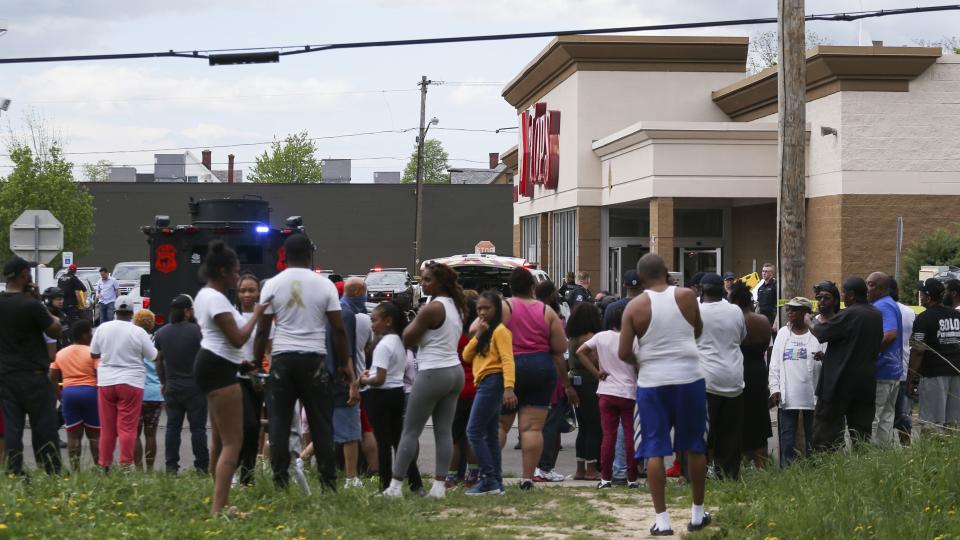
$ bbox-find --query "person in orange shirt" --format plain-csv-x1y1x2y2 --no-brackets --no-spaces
50,319,99,470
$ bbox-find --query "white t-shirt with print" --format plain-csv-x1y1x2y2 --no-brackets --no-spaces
370,334,406,390
769,326,823,410
195,287,246,364
90,320,157,388
261,268,340,355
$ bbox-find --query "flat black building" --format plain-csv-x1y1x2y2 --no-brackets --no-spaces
81,183,513,276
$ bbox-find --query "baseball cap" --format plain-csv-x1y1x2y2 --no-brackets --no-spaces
68,263,78,272
115,295,134,313
3,257,33,280
170,294,194,309
785,297,813,311
723,272,735,280
700,272,723,286
919,278,945,297
623,269,641,288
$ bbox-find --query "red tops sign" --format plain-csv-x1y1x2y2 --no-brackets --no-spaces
518,102,560,197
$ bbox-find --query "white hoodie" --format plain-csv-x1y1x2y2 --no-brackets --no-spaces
769,325,823,410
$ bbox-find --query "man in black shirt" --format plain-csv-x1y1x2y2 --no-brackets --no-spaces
811,277,883,452
602,270,642,330
0,257,63,475
154,294,209,474
564,271,592,309
908,278,960,428
57,264,87,324
756,262,777,326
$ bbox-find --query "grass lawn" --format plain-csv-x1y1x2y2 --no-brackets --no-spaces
0,434,958,538
685,433,960,539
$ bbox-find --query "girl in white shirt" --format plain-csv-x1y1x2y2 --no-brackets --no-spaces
769,299,823,466
193,241,268,516
360,301,422,493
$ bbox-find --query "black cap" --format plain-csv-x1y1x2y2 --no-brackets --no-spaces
3,257,32,280
690,272,705,286
842,277,868,297
623,269,641,288
723,272,735,280
170,294,194,309
700,272,723,286
919,278,945,297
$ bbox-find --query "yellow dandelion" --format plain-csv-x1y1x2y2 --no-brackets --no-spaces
854,526,864,533
768,521,776,528
745,522,755,529
764,536,779,540
948,510,957,516
125,512,139,518
257,505,266,511
0,524,7,530
276,525,285,531
203,497,211,505
14,513,22,519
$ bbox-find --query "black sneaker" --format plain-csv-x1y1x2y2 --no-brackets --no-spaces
687,512,711,532
649,524,674,536
519,479,534,491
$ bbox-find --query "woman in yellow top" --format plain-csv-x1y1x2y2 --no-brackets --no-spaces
462,291,517,496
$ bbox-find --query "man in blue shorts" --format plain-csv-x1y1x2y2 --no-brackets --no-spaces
619,253,709,536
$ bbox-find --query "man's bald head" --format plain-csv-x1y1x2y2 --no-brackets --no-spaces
866,271,890,302
344,276,367,298
636,253,668,285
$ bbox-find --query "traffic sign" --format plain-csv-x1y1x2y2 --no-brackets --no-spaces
62,251,74,266
9,209,64,264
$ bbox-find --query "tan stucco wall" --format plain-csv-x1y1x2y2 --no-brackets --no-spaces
577,207,602,284
731,203,777,278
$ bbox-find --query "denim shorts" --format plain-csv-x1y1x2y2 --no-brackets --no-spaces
333,404,361,443
503,351,556,413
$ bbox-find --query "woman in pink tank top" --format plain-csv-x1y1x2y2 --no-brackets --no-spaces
498,268,579,491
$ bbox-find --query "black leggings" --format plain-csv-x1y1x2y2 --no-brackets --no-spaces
364,387,422,492
574,376,602,462
237,377,264,485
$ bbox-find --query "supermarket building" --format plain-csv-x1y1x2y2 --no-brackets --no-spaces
500,35,960,293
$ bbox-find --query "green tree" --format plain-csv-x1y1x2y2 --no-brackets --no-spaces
747,30,830,74
401,139,450,184
913,36,960,54
248,131,323,183
82,159,113,182
901,226,960,304
0,124,94,268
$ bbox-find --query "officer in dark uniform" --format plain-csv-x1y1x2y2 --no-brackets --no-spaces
57,264,87,325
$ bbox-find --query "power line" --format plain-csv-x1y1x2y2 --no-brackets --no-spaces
0,157,491,168
1,6,957,65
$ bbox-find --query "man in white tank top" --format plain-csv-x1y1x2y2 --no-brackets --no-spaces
619,254,710,536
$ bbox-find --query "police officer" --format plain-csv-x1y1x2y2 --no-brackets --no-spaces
57,264,87,325
43,287,71,348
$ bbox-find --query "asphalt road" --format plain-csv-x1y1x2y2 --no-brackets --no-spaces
14,409,786,479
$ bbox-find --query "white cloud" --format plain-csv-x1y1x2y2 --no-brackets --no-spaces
180,123,260,141
14,65,355,114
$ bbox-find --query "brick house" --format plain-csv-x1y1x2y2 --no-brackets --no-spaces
501,35,958,295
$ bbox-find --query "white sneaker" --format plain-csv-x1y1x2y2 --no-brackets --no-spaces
427,481,446,499
344,476,363,489
292,458,311,495
382,484,403,498
542,469,566,482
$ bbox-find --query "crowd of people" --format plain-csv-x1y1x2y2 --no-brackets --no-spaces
1,237,959,535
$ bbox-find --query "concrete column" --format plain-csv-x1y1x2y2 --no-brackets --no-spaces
577,207,602,285
650,197,675,271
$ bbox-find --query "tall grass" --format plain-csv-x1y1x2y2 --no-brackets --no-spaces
686,434,960,539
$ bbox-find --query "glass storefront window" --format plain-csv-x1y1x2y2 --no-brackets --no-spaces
608,209,650,237
521,215,539,263
675,209,723,237
551,209,577,281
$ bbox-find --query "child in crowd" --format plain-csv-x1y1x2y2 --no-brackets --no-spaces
462,291,516,496
360,301,423,494
577,305,641,489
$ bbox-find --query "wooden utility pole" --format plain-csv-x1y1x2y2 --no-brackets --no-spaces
413,75,430,275
777,0,807,305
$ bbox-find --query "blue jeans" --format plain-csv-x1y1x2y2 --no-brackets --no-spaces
779,408,813,466
894,380,913,436
612,424,627,480
98,302,115,323
467,373,504,482
164,389,209,474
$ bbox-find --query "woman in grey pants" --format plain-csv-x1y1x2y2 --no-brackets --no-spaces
384,263,466,498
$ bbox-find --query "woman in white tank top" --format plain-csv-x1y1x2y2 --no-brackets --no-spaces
384,263,466,498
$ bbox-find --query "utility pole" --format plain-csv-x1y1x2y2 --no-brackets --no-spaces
777,0,806,308
413,75,430,275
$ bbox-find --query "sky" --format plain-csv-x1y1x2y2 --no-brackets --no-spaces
0,0,958,182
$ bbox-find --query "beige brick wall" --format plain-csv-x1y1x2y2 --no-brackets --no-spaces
804,195,843,294
577,206,602,284
731,203,777,278
839,194,960,284
512,224,521,258
650,197,675,270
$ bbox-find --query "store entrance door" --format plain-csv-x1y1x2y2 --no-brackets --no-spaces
678,248,721,286
609,245,648,294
